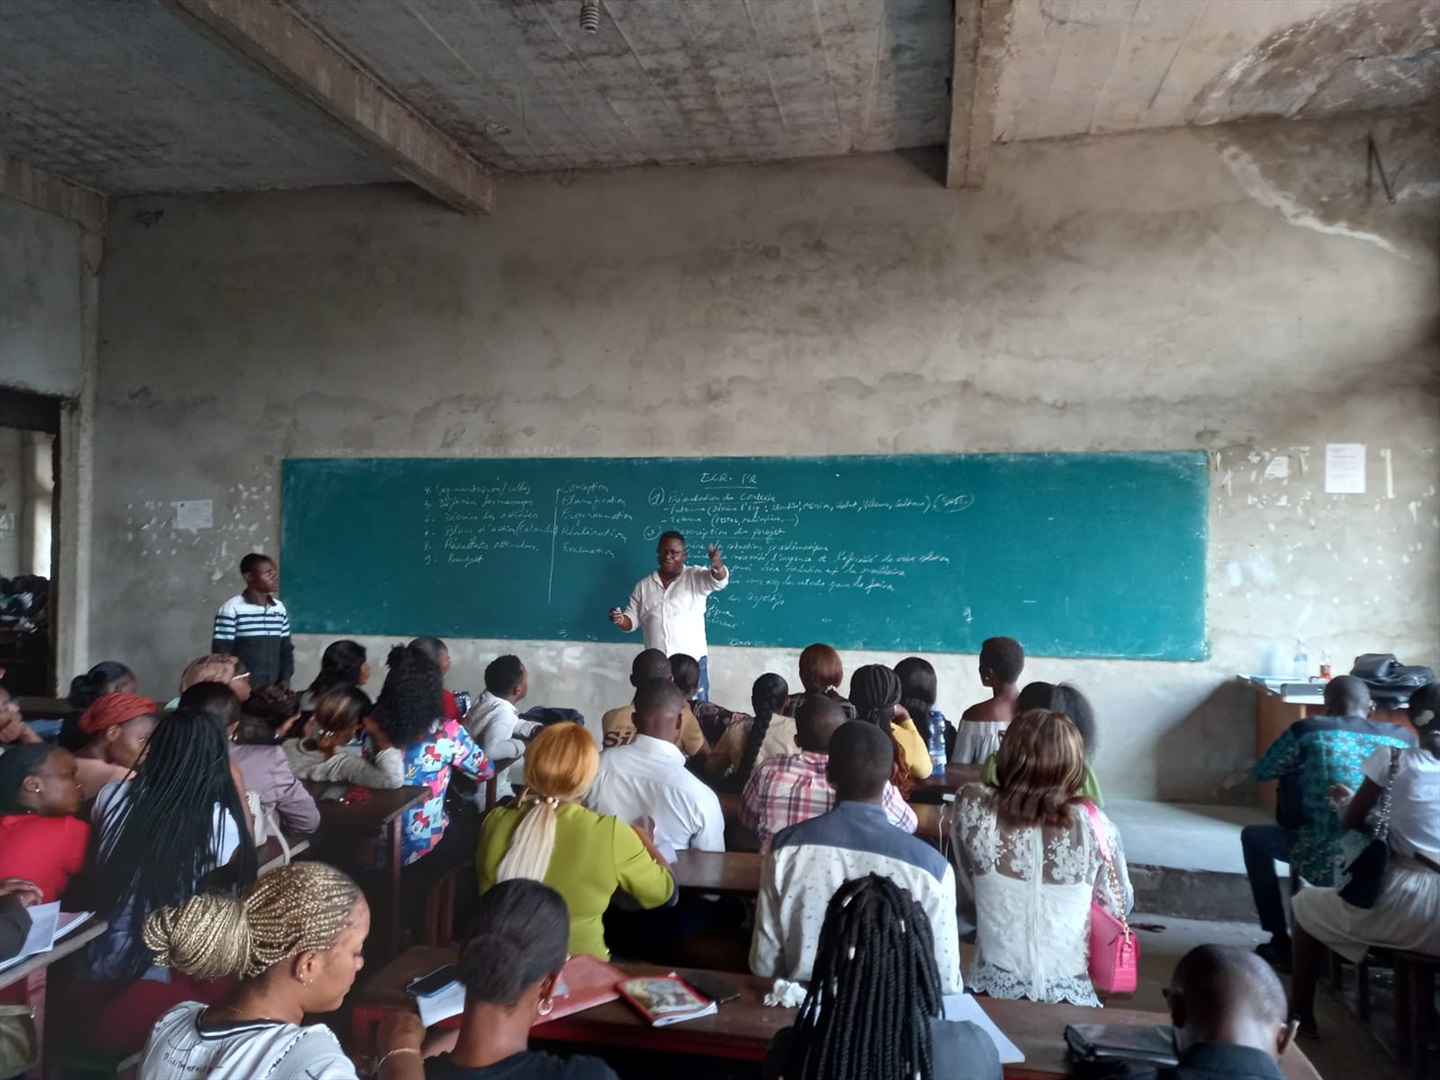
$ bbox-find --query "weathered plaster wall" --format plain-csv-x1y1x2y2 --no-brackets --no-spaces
0,195,85,397
90,111,1439,802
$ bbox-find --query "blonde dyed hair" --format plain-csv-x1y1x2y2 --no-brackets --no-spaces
495,723,599,884
180,653,240,693
143,862,362,980
993,709,1088,830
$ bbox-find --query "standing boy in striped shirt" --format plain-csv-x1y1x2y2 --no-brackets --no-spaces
212,552,294,691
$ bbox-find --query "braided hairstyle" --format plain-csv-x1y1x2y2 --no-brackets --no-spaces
848,664,913,797
0,743,57,814
784,875,943,1080
309,640,367,696
84,709,258,979
736,673,790,784
144,862,362,980
375,642,445,747
894,656,938,745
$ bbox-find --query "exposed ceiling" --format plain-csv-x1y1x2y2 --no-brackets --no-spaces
0,0,1435,202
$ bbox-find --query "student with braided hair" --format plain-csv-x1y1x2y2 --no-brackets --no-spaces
848,664,933,788
139,862,427,1079
707,673,791,785
765,875,1001,1080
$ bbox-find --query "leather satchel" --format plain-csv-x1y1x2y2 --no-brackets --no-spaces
1083,802,1139,993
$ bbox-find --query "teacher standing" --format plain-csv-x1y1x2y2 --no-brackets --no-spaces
609,531,728,701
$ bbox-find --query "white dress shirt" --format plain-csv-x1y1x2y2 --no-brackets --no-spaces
585,734,725,860
622,565,728,659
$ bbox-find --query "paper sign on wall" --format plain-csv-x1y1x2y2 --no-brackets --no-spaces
175,500,214,530
1324,444,1366,494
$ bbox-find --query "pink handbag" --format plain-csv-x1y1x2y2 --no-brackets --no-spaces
1083,801,1139,994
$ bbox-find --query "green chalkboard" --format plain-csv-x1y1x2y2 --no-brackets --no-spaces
281,453,1208,660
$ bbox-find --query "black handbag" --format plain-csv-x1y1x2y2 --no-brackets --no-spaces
1351,655,1436,706
1336,747,1400,909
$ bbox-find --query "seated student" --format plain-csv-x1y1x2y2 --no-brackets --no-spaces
79,710,259,1055
765,874,1001,1080
466,654,541,799
0,878,41,961
140,862,428,1080
377,643,493,866
1288,680,1440,1039
226,693,321,838
784,642,848,719
72,694,160,804
212,552,293,691
477,723,675,960
0,744,87,902
176,682,259,815
954,636,1025,764
741,695,917,850
587,679,724,859
175,653,253,710
954,709,1132,1005
707,674,793,784
896,655,948,762
410,636,470,722
670,653,736,747
284,686,404,788
299,638,370,713
752,722,961,992
849,665,933,788
1125,945,1298,1080
601,649,705,756
60,660,139,750
424,880,618,1080
1244,675,1413,970
978,682,1105,804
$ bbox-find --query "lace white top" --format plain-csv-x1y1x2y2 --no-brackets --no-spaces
952,783,1133,1006
951,721,1006,764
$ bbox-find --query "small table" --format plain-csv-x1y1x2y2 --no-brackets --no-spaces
671,850,762,898
302,782,428,958
910,762,982,803
0,918,108,1079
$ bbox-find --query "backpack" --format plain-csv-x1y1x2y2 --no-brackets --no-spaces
1350,654,1436,707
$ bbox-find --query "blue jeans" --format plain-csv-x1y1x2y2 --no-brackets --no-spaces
1241,823,1294,942
695,655,710,702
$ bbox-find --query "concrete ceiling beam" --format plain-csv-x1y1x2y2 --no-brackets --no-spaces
947,0,1013,190
164,0,493,214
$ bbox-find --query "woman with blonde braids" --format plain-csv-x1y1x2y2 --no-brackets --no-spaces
138,862,426,1079
476,723,676,959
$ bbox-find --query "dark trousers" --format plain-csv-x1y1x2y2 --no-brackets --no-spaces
1241,823,1294,942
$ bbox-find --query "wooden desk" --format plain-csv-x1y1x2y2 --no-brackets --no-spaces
671,850,762,897
302,782,428,958
351,947,1322,1078
910,762,981,803
0,918,108,1079
719,791,952,850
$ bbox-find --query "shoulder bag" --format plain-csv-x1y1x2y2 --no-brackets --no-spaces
1082,801,1139,994
1336,747,1400,909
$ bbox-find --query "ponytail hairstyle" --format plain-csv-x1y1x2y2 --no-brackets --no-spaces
797,644,844,696
375,643,445,747
894,656,938,744
0,743,59,815
1016,681,1097,753
848,665,913,797
458,880,571,1007
495,723,599,884
313,686,372,739
68,661,136,711
736,674,790,784
784,874,943,1080
144,862,362,980
85,710,258,979
992,708,1087,829
309,640,367,696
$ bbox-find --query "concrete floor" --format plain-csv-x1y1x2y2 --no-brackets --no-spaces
1130,914,1410,1080
1107,799,1270,874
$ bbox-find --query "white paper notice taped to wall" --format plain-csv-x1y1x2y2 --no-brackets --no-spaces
175,499,214,530
1324,444,1366,494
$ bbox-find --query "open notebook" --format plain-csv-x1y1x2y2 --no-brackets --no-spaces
0,903,95,975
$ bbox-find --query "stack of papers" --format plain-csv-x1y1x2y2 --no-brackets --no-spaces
0,903,94,974
943,993,1025,1064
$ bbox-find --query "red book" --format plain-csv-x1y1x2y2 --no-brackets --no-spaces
615,974,718,1027
533,954,625,1026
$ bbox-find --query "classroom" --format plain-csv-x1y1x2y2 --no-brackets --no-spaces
0,1,1437,1078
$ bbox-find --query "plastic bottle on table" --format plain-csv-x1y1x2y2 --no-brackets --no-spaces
1293,639,1308,681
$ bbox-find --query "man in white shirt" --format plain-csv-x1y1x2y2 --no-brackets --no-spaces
751,721,962,992
608,531,728,700
587,679,724,860
465,654,540,799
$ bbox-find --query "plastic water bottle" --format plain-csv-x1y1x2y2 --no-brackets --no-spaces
1293,639,1308,681
927,707,948,771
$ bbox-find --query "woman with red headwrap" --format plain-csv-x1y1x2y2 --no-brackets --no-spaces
73,694,161,804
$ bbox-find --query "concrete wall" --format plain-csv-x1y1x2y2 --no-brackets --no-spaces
90,111,1440,802
0,196,86,398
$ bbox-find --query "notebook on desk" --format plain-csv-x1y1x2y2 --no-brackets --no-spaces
407,954,625,1028
0,904,95,974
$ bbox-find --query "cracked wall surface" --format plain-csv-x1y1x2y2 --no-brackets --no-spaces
87,116,1439,802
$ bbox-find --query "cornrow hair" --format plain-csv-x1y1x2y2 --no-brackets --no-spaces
82,709,258,980
145,862,362,980
785,875,943,1080
736,673,789,784
0,744,57,815
848,665,913,798
376,643,444,747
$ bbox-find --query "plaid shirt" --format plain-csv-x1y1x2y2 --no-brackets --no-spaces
741,751,917,851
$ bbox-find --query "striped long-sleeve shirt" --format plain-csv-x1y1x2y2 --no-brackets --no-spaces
212,594,294,688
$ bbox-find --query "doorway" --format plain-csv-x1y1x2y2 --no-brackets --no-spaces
0,389,61,697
